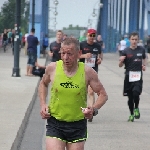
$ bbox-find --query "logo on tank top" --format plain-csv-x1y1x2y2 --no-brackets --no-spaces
60,81,79,88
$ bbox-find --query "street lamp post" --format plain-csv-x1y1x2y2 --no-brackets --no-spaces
92,3,103,17
49,7,58,16
88,19,92,28
53,0,59,6
91,1,103,29
12,0,21,77
32,0,35,28
48,0,59,37
49,7,58,31
49,17,57,31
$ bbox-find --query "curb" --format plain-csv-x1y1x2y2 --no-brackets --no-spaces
10,56,49,150
10,79,41,150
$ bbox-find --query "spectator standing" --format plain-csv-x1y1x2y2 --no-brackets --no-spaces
2,29,8,52
42,34,49,57
26,28,39,76
8,29,12,44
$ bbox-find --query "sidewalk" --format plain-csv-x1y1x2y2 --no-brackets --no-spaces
0,46,46,150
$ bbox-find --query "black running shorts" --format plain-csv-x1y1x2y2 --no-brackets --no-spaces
92,67,98,73
46,116,87,143
123,75,143,96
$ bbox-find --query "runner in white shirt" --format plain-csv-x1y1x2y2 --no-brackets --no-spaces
118,37,126,56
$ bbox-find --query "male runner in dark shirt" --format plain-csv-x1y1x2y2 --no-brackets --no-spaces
119,32,146,122
49,30,63,62
80,29,102,122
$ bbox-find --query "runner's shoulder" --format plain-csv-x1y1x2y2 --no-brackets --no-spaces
45,62,56,73
123,47,130,52
84,65,97,78
80,40,87,45
137,45,145,51
93,42,100,46
50,41,57,46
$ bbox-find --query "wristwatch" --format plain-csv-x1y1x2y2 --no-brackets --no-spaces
93,108,98,116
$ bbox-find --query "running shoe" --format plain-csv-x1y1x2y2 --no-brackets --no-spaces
134,108,140,119
128,115,134,122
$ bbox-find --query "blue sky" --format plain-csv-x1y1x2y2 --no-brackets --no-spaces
0,0,100,30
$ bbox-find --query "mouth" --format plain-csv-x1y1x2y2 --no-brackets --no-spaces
65,62,70,65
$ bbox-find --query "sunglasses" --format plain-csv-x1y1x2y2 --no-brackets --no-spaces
89,34,96,37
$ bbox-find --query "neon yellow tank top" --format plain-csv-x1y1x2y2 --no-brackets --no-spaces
49,60,87,122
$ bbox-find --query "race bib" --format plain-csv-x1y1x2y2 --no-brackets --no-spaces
129,71,141,82
85,58,96,67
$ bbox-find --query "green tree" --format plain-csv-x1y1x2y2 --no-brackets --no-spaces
0,0,29,34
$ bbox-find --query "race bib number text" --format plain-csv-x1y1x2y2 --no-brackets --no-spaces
129,71,141,82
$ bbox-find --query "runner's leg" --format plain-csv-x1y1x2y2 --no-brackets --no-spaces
46,137,66,150
127,91,134,115
66,141,85,150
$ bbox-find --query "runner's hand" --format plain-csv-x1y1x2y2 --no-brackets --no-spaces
142,65,146,71
81,107,93,119
97,58,101,64
40,104,51,119
119,56,126,62
86,53,92,59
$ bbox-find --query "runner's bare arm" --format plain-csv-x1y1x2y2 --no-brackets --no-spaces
119,60,124,67
38,65,51,106
87,67,108,109
142,58,147,66
119,56,126,67
80,52,92,59
97,54,102,64
142,58,147,71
